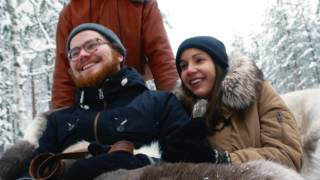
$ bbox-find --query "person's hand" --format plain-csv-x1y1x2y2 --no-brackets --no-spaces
161,118,231,164
64,152,155,180
88,142,111,156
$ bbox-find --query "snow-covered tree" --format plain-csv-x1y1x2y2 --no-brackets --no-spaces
233,0,320,93
0,0,65,152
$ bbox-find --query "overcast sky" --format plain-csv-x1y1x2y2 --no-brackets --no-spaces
158,0,271,53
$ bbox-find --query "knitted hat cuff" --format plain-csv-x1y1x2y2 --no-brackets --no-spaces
66,23,126,57
176,36,229,75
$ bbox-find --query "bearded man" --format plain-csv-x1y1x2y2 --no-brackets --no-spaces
51,0,179,109
16,23,189,180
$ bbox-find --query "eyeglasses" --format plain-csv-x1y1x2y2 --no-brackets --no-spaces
68,38,109,61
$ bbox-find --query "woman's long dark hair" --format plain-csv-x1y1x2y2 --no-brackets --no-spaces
182,64,227,133
204,65,227,133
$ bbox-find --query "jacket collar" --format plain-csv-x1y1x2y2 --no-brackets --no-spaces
76,67,147,109
175,51,264,116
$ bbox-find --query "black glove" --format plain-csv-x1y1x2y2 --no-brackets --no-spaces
88,142,111,156
64,152,154,180
161,118,231,164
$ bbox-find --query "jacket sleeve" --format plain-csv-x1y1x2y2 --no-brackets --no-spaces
142,0,179,91
157,93,190,141
94,92,189,146
51,6,76,109
34,113,61,154
230,82,303,171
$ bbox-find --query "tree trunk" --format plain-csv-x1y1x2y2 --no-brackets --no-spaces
30,61,37,118
46,54,52,109
5,0,25,143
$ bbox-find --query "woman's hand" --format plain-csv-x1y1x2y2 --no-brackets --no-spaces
161,118,231,164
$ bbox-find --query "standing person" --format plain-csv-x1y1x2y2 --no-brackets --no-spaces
161,36,303,171
16,23,188,180
52,0,178,109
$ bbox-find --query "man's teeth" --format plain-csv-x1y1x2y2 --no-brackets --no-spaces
82,63,95,70
191,79,201,85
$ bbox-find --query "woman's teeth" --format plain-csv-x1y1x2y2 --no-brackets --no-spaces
191,79,201,85
82,63,95,70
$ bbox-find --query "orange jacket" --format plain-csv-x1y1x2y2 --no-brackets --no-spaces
51,0,178,109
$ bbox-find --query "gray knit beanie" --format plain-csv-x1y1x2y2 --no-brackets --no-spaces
66,23,126,57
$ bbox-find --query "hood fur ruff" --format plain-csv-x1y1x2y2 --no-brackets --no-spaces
174,51,264,113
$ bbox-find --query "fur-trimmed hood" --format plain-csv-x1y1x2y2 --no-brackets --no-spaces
174,51,264,115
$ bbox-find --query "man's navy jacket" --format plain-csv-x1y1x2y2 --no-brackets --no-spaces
35,67,190,155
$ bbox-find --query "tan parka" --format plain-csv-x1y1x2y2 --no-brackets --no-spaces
52,0,178,109
175,51,303,171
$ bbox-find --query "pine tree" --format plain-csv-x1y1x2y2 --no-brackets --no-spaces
0,0,65,152
234,0,320,93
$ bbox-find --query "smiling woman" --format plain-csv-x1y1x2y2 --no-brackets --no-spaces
178,48,217,98
161,35,303,171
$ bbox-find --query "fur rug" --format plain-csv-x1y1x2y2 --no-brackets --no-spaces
281,88,320,180
96,160,303,180
0,140,34,180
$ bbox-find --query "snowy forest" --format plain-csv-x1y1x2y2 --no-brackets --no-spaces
0,0,319,152
232,0,320,92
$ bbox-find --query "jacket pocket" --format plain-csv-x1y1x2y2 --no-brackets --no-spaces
111,108,159,143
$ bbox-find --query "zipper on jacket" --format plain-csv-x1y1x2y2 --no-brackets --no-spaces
98,88,104,99
98,88,108,109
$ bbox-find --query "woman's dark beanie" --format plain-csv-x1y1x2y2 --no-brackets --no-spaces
66,23,126,57
175,36,229,75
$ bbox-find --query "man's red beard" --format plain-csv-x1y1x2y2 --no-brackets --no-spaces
70,52,120,88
